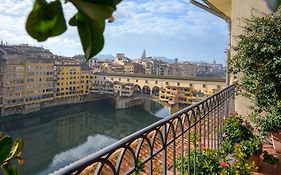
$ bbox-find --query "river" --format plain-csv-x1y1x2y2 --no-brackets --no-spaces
0,99,169,175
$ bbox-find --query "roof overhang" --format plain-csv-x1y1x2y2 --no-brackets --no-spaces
191,0,231,22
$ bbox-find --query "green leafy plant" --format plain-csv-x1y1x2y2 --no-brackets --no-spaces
176,149,224,175
221,145,256,175
133,158,145,175
221,114,258,155
229,8,281,134
240,137,262,158
0,132,24,175
26,0,122,60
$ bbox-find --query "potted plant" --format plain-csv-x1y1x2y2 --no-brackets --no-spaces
221,114,263,169
262,151,279,170
229,8,281,151
240,137,262,169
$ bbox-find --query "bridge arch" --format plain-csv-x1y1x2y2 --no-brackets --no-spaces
142,85,151,95
134,84,141,94
152,86,160,96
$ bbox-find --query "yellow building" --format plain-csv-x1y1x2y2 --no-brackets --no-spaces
55,61,81,98
159,86,199,105
55,60,93,98
0,44,54,115
24,57,54,111
80,68,92,95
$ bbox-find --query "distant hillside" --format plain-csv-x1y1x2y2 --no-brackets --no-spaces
189,60,208,64
95,54,115,60
153,56,174,63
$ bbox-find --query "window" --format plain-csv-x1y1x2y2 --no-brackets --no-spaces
217,85,221,89
155,81,158,84
177,82,180,86
203,84,206,88
145,80,148,83
127,79,130,82
190,83,193,87
119,78,121,81
104,77,106,80
136,79,138,83
166,82,169,85
111,77,114,80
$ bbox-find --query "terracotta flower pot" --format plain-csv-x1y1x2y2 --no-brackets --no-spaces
271,131,281,153
248,154,262,170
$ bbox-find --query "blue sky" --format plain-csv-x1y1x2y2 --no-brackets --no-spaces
0,0,228,64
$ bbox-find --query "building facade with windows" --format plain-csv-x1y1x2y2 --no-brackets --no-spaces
0,44,54,115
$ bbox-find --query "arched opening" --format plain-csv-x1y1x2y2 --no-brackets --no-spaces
152,86,160,96
104,81,114,87
142,86,151,95
134,84,141,94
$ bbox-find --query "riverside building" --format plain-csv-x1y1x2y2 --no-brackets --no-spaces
0,44,54,115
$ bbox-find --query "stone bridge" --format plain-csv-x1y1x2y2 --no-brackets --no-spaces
93,72,226,95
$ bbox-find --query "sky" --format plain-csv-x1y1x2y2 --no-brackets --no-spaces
0,0,228,64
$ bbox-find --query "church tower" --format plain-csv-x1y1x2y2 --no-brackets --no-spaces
141,49,146,59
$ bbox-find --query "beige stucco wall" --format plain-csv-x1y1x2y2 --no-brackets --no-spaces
94,74,225,93
230,0,271,115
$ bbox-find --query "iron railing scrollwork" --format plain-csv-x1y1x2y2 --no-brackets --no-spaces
52,84,235,175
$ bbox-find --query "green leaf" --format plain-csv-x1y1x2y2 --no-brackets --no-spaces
70,0,115,21
265,0,281,12
76,12,105,60
69,14,77,26
26,0,67,41
1,163,18,175
0,136,13,163
6,138,24,160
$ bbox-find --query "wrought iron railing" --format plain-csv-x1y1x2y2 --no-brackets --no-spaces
52,84,235,175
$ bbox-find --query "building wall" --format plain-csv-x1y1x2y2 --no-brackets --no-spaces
230,0,271,115
94,74,225,94
2,57,25,110
55,64,81,98
24,60,54,106
0,52,54,115
0,55,4,113
80,69,92,95
159,86,194,105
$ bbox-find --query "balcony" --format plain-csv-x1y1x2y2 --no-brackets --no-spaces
52,85,235,174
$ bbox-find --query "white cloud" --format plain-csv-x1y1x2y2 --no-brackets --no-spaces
0,0,228,63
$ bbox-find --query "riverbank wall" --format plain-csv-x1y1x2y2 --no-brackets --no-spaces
0,93,112,116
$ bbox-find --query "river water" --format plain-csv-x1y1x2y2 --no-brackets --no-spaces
0,99,169,175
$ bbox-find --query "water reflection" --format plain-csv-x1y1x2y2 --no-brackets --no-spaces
0,99,169,175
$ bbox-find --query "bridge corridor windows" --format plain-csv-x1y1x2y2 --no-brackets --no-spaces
134,85,141,94
152,86,160,96
142,86,151,95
